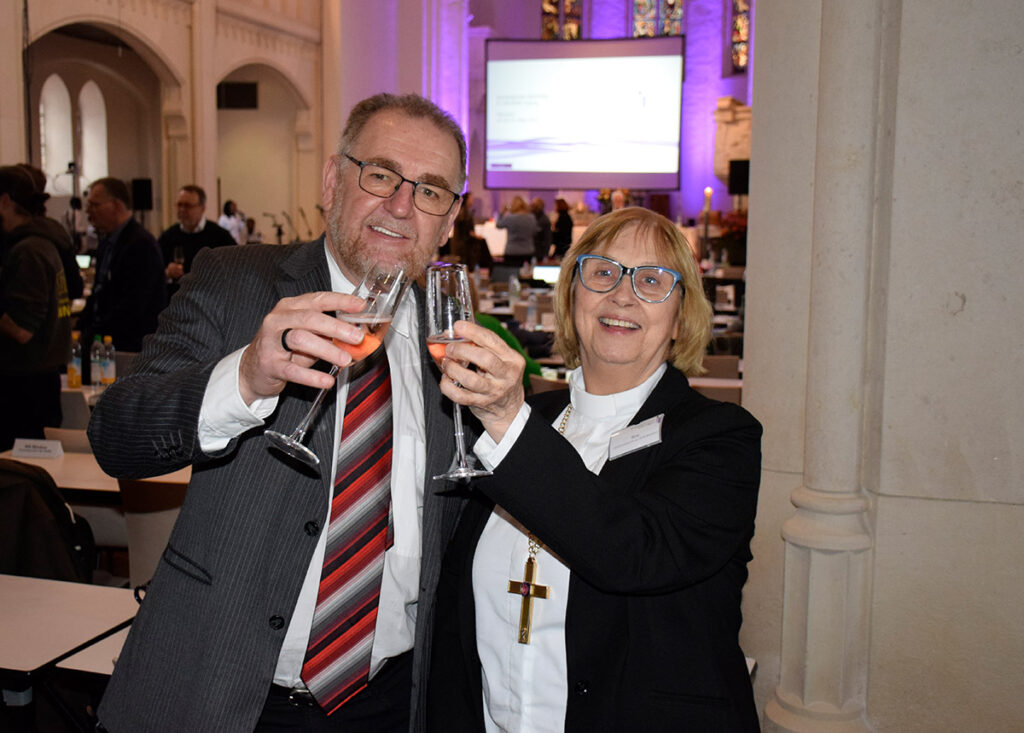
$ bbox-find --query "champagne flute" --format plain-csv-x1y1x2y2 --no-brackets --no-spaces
265,263,409,468
426,263,492,481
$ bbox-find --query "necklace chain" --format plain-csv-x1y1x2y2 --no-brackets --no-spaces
528,402,573,559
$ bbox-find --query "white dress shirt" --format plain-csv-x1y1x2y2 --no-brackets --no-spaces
197,243,425,686
470,364,666,733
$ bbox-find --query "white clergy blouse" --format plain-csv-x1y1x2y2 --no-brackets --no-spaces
471,363,666,733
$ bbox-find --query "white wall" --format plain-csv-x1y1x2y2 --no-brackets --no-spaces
744,0,1024,729
217,65,307,244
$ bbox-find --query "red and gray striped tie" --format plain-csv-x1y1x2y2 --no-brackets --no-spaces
301,346,393,714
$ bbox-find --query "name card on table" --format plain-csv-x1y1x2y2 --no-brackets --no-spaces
11,438,64,458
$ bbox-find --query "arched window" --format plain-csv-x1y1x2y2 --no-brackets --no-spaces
79,81,109,190
39,74,73,195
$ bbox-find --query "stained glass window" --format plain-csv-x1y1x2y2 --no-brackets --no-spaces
731,0,750,73
543,0,582,40
633,0,683,38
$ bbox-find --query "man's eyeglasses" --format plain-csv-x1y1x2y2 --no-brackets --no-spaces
344,154,460,216
576,254,684,304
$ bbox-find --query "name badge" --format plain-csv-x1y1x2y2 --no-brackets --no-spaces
12,438,64,458
608,414,663,461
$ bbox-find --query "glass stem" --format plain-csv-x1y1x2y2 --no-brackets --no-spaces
291,364,340,441
452,402,470,467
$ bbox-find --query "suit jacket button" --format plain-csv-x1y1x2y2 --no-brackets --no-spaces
269,615,285,630
574,681,589,695
304,520,320,536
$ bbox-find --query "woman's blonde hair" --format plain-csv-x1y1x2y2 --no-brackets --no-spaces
508,196,529,214
553,207,712,376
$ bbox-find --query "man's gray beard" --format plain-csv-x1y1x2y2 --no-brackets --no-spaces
326,199,437,280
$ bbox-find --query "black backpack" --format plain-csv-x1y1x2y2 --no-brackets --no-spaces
0,458,96,583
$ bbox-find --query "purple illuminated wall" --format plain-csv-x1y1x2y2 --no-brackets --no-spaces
581,0,751,220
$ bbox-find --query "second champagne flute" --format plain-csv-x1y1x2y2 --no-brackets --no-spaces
264,263,408,468
426,263,492,481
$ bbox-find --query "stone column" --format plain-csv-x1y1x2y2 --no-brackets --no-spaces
190,0,218,197
1,0,27,162
763,0,885,729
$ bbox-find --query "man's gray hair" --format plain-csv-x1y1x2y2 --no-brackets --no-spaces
338,93,467,189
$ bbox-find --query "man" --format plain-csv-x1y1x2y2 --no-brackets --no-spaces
159,185,236,297
530,197,552,261
0,166,71,450
80,177,165,352
90,93,467,732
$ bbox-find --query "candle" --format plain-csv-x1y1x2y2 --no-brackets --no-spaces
703,186,713,212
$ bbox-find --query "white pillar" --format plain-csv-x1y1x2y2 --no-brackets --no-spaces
763,0,885,729
1,0,28,163
190,0,218,197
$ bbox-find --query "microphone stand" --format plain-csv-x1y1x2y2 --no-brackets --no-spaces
263,213,283,244
298,207,314,238
281,212,301,244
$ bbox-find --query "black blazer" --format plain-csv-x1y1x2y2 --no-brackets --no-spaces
428,367,762,732
82,217,166,352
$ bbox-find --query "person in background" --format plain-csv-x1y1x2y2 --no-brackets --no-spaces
79,177,165,352
89,92,468,733
496,195,538,271
427,206,763,731
0,166,71,450
552,197,574,258
610,188,627,211
530,197,553,261
219,198,247,246
245,216,263,244
450,191,492,272
159,185,236,298
16,164,83,300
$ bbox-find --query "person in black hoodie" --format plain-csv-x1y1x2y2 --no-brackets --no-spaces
0,166,72,449
16,163,84,300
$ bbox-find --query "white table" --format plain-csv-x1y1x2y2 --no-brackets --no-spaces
57,627,130,677
0,575,136,685
474,222,508,257
0,450,191,503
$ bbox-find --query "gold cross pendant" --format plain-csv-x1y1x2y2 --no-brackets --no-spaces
507,555,550,644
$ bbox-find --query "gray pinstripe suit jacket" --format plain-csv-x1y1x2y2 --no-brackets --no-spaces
89,239,463,732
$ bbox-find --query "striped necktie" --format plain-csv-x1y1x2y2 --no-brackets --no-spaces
301,345,393,714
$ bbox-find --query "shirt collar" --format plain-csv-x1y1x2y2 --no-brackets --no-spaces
323,241,416,341
181,216,207,234
567,362,667,420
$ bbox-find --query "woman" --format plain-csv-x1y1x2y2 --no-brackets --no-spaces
496,195,538,270
427,207,762,731
551,197,574,258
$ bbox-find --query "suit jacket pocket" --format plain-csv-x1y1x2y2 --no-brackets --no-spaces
162,543,213,585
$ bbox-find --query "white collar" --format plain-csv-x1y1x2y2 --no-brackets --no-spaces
566,362,666,421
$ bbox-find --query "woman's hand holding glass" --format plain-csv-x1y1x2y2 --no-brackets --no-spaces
436,319,527,446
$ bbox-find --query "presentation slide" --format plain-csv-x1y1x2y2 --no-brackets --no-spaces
485,37,684,190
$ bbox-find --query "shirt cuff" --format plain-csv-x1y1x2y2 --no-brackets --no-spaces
472,402,532,471
198,345,279,453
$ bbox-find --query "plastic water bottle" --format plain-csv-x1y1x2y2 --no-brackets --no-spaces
508,274,522,304
89,334,104,386
526,292,538,329
101,335,116,385
67,331,82,388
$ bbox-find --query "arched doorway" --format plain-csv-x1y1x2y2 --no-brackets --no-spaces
216,63,315,245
